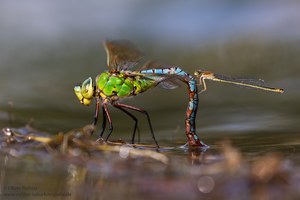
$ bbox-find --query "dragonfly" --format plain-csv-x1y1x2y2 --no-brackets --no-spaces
74,40,204,148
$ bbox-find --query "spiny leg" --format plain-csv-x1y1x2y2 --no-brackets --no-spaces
93,97,108,140
91,97,100,135
99,106,107,138
114,103,159,148
113,104,138,144
103,104,113,141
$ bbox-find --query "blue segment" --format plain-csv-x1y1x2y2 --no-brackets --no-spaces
189,101,194,110
177,71,187,76
140,69,155,74
188,80,197,92
141,67,190,77
140,66,201,145
156,69,164,74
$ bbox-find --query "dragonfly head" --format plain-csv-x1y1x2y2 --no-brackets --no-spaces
74,77,94,106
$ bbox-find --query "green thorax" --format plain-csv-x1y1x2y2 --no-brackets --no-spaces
96,71,156,100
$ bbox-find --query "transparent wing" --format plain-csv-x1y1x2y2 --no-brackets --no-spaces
214,73,266,87
213,73,283,92
134,74,181,90
139,60,172,70
158,79,181,89
139,61,183,89
104,39,144,72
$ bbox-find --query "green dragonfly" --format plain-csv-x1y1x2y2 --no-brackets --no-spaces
74,40,205,148
74,39,284,148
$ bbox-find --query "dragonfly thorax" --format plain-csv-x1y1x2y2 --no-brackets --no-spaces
96,71,157,103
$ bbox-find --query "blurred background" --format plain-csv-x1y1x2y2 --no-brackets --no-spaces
0,0,298,141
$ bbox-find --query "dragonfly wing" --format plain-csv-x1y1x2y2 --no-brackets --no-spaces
139,60,173,70
139,61,186,89
158,79,181,89
140,74,182,90
104,39,144,72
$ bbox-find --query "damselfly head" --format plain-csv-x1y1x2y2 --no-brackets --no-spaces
74,77,94,106
194,70,203,77
194,70,215,80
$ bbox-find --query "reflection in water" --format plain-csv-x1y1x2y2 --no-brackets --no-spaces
0,155,8,195
1,126,299,199
187,146,207,165
67,164,88,200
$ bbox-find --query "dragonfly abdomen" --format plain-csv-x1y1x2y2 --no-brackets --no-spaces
140,67,190,77
96,71,157,101
140,67,203,146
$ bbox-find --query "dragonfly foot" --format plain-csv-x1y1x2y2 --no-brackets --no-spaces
186,133,208,148
95,137,105,144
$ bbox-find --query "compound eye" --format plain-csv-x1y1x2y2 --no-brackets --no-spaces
74,86,84,101
81,77,94,99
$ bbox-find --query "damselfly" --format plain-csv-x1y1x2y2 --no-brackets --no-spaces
194,70,284,93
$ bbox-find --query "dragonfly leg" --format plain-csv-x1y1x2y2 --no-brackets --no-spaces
89,97,101,136
114,103,159,148
99,106,107,138
93,97,100,126
103,104,113,141
113,104,138,145
93,97,107,140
